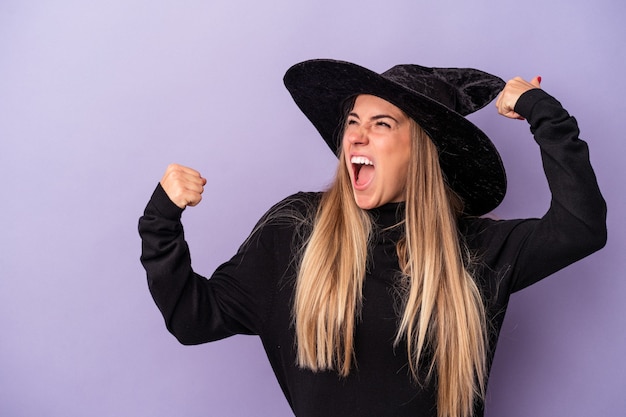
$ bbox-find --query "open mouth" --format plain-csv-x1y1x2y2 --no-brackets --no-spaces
351,156,374,186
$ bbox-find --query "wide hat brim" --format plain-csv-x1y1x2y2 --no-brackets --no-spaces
283,59,507,216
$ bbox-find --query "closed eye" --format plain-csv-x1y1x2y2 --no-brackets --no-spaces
346,114,360,126
371,114,398,128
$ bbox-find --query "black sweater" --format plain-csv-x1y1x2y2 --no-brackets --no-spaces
139,90,607,416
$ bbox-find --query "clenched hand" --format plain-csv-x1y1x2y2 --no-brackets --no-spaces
160,164,207,209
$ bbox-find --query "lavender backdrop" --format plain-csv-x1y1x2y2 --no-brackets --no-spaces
1,1,624,416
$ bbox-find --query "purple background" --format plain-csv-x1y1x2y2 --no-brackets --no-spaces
1,1,624,416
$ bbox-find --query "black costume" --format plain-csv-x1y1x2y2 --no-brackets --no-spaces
139,89,606,416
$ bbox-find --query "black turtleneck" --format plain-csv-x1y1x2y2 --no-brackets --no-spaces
139,89,606,416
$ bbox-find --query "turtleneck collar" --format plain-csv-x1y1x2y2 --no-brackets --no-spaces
367,201,406,230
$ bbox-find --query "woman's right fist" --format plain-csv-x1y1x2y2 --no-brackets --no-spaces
160,164,207,209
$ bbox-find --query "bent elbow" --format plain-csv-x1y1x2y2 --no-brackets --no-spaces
168,328,210,346
588,224,608,254
575,215,607,259
166,321,232,346
586,203,608,253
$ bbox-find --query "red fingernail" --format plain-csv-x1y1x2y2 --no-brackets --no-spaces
537,76,542,84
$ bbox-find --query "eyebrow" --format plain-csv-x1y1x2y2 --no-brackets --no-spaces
348,112,400,124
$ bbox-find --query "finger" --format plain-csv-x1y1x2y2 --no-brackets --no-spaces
495,90,503,109
530,75,542,88
163,165,206,189
502,111,525,120
173,164,205,180
495,91,507,114
181,176,206,194
160,164,207,208
163,163,204,182
166,185,204,209
186,193,204,207
495,93,513,117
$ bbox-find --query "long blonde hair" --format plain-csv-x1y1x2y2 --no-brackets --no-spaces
293,119,488,417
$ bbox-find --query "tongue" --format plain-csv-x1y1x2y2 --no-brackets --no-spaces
357,165,375,186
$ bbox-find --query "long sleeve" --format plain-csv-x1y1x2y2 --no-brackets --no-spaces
464,89,607,295
139,185,271,344
512,89,607,289
139,186,315,346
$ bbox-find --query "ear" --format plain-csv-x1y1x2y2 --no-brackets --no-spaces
432,67,505,115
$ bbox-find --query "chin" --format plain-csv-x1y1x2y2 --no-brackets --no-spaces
353,194,378,210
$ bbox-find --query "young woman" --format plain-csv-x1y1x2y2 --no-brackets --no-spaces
139,59,607,417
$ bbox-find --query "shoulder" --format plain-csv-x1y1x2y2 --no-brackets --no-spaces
263,191,322,220
459,215,534,250
248,192,322,240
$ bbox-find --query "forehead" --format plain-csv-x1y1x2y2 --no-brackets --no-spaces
351,94,407,118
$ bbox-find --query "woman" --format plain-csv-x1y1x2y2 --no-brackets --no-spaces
139,59,607,417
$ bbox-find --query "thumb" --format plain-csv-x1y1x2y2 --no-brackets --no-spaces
530,75,542,88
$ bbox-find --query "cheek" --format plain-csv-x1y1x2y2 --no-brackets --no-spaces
394,164,410,189
341,135,350,158
341,147,353,179
391,146,412,187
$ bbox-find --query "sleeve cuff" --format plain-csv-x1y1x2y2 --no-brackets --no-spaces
149,183,184,220
513,88,552,120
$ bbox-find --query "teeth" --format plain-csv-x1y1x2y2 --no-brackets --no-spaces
351,156,373,166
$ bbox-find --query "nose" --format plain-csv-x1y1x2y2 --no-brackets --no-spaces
345,125,369,146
